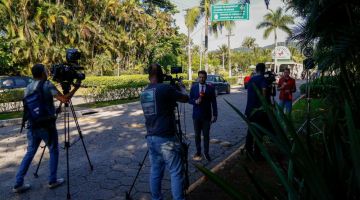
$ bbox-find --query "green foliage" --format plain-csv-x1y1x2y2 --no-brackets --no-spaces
0,89,24,103
300,76,339,98
0,0,185,75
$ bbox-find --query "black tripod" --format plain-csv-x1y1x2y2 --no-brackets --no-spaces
125,103,189,200
296,68,322,135
33,83,93,199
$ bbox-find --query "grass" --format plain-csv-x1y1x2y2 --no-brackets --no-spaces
0,98,140,121
291,98,328,130
0,111,23,120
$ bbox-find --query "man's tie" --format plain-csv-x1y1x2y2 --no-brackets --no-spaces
201,85,204,93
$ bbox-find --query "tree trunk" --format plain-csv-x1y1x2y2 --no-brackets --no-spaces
204,14,209,72
274,29,278,73
222,52,225,70
188,29,192,80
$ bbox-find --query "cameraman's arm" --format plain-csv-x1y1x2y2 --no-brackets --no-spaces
54,82,81,103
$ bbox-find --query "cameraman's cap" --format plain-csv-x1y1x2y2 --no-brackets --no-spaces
31,64,46,78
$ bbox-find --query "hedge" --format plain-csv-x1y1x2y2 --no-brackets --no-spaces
0,89,24,112
0,75,239,111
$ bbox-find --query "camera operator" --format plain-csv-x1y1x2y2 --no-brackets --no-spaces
140,63,189,200
13,64,80,193
277,68,296,114
244,63,272,160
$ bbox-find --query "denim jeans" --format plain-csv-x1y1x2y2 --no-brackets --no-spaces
146,136,185,200
279,100,293,114
15,127,59,187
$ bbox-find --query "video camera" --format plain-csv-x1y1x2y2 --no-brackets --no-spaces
163,66,184,91
51,49,85,87
264,70,277,97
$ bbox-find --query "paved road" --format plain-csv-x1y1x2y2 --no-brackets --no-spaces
0,86,249,200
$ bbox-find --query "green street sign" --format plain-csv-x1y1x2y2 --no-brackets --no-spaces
211,3,249,22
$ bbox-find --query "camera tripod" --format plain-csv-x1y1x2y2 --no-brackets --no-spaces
296,68,322,135
125,103,189,200
33,85,93,200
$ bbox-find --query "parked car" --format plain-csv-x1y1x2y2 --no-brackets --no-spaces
192,74,230,96
0,76,33,90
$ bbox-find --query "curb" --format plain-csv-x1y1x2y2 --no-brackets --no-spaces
0,101,141,128
186,144,244,194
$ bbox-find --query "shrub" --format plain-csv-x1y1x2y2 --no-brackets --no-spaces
0,89,24,112
300,76,339,98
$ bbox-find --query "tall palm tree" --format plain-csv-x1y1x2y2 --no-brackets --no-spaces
256,7,294,72
218,44,228,70
256,7,294,47
242,36,258,53
185,0,235,72
185,7,200,80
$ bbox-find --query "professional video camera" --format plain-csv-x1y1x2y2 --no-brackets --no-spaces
50,49,85,91
163,66,184,90
264,70,277,97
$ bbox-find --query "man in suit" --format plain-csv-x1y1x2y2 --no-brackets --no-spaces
189,70,218,162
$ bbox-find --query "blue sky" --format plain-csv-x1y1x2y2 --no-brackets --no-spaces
172,0,298,51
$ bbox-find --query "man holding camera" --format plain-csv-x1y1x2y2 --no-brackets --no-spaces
277,68,296,114
140,63,189,200
13,64,80,193
189,70,217,162
245,63,271,160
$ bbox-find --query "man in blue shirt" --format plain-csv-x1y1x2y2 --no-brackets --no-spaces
13,64,80,193
140,63,189,200
244,63,270,160
189,70,217,162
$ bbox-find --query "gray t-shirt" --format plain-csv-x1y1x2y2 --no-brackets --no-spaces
25,80,59,119
141,83,185,137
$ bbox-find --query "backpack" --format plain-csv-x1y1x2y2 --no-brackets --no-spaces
22,80,56,130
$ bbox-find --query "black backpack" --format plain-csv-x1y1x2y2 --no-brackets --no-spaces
22,80,56,131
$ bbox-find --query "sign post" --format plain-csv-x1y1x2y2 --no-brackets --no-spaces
211,3,249,22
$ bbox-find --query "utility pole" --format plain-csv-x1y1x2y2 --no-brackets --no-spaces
226,29,235,77
204,13,209,72
184,8,192,80
199,31,203,71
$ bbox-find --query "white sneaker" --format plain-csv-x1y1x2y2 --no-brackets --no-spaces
48,178,65,189
13,183,31,193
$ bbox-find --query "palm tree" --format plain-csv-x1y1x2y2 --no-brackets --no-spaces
242,36,258,53
184,0,235,72
256,7,294,47
256,7,294,72
185,7,200,80
218,44,228,70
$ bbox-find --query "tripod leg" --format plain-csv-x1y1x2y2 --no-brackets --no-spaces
33,144,46,178
69,101,93,170
126,150,149,200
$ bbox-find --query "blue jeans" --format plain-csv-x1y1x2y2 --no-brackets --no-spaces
15,127,59,187
279,100,293,114
146,136,185,200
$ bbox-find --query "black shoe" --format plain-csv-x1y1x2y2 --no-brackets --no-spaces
203,153,211,162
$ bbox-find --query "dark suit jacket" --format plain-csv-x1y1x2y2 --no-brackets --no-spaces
189,83,218,121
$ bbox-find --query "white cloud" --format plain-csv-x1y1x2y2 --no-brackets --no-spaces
173,0,299,51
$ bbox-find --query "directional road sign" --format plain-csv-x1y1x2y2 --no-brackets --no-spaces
211,3,249,22
303,47,314,58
